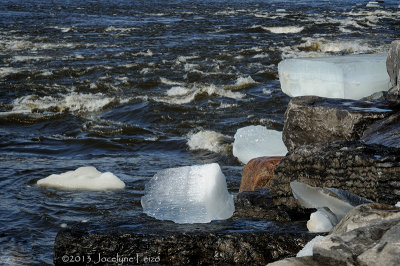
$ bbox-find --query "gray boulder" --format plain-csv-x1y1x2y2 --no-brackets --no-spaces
270,141,400,210
282,96,393,152
386,40,400,105
268,203,400,266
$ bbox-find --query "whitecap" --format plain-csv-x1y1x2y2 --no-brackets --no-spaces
187,130,230,153
8,92,118,114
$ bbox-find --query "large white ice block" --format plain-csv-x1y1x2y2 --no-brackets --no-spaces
233,125,287,164
278,53,390,99
141,163,234,224
37,166,125,190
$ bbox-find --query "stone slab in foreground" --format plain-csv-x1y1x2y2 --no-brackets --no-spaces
54,214,315,265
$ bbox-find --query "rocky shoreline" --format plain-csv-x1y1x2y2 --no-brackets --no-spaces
53,41,400,265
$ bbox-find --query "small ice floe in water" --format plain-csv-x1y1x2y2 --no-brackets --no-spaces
296,235,325,257
37,166,125,190
233,125,287,164
290,181,372,232
141,163,234,224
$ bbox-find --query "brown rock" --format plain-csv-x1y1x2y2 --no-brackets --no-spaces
239,156,284,193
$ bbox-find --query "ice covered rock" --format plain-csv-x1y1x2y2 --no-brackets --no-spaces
278,53,390,100
141,163,234,224
37,166,125,190
233,125,287,164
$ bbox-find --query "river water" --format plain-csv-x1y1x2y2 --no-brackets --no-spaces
0,0,399,264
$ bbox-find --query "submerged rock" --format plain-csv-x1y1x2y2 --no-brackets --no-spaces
270,141,400,209
282,96,393,151
54,215,315,265
239,156,284,193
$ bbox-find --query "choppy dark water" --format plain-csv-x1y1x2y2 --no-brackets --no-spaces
0,0,399,264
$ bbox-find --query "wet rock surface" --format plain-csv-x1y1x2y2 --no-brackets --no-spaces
270,141,400,210
233,189,311,222
239,156,284,193
282,96,393,152
362,112,400,149
387,40,400,105
54,213,316,265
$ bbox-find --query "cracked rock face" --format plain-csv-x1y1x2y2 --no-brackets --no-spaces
387,40,400,105
282,96,393,152
270,141,400,210
362,112,400,149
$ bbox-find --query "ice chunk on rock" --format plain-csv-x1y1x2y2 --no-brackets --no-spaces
233,125,287,164
141,163,234,224
278,53,390,100
291,181,373,233
307,208,337,232
296,235,325,257
37,166,125,190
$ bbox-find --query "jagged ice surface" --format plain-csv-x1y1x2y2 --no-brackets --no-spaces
141,163,235,224
232,125,287,164
36,166,125,190
278,53,390,99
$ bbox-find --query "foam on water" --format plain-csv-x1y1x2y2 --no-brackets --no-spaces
37,166,126,190
155,84,245,105
160,77,185,86
187,130,230,153
7,93,119,114
0,67,20,78
224,76,257,90
281,38,381,59
264,26,304,34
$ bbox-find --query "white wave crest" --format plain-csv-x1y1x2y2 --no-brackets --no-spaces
9,92,118,114
253,25,304,34
187,130,230,153
224,76,257,90
156,84,245,105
